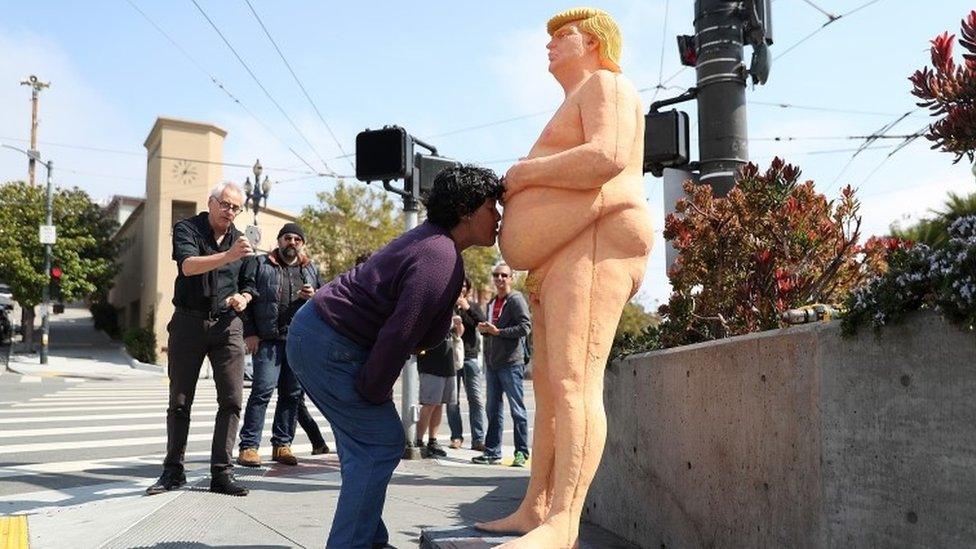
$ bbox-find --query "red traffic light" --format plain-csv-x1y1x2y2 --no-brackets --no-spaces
50,266,62,279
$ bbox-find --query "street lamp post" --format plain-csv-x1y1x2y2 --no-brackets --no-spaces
1,143,54,364
243,159,273,225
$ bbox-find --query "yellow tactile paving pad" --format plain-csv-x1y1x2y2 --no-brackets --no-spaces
0,515,28,549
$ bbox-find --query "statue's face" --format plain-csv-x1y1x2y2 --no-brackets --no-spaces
547,22,593,73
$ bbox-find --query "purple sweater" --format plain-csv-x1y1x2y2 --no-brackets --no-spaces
312,221,464,404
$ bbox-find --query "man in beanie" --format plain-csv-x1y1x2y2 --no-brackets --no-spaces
237,222,326,467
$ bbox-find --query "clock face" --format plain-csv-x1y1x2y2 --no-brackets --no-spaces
172,159,198,185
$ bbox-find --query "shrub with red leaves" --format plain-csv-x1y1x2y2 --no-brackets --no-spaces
658,158,901,348
909,10,976,164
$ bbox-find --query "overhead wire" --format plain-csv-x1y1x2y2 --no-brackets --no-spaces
242,0,353,172
649,0,671,104
775,0,885,61
189,0,336,175
124,0,326,179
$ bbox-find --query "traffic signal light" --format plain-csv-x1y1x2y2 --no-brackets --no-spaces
416,154,460,194
49,266,63,303
644,110,690,176
356,126,413,182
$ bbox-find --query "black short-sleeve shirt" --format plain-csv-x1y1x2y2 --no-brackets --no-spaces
172,212,257,315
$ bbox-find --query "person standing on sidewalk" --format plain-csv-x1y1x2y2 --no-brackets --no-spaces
237,223,329,469
147,182,257,497
447,275,487,451
415,314,463,457
286,165,503,548
472,262,531,467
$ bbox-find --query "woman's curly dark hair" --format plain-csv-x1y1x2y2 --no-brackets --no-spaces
422,165,504,229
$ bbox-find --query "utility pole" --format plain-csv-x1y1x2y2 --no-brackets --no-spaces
399,187,422,460
20,75,50,188
40,160,54,365
693,0,749,196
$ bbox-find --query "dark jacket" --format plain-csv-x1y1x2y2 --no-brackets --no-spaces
243,249,323,340
457,301,485,360
483,291,531,368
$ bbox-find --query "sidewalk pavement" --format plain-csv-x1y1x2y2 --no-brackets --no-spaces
3,305,162,380
12,453,634,548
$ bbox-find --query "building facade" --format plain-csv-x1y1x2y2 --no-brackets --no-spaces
108,117,298,363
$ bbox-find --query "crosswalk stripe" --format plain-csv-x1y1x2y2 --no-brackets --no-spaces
0,409,329,425
0,433,219,455
0,421,335,439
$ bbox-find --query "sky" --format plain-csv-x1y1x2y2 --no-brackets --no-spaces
2,1,975,308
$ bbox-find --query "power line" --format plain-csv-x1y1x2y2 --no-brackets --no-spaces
421,110,553,140
650,0,671,103
0,135,347,177
242,0,352,172
189,0,336,175
799,0,839,21
124,0,323,178
748,100,925,118
774,0,885,61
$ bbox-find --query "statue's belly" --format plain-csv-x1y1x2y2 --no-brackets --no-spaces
498,186,601,271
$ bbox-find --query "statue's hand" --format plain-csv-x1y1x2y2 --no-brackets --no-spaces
503,161,528,201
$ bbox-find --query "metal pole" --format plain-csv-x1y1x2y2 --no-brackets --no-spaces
694,0,748,196
40,160,53,364
400,190,422,459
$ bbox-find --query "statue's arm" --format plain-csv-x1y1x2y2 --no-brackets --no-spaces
506,72,639,194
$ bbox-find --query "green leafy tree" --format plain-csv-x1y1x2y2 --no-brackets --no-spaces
0,180,119,345
462,245,500,296
891,191,976,247
299,180,401,281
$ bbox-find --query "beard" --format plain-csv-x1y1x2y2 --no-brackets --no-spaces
281,246,299,261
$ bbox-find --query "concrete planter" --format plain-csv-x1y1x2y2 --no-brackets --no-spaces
585,311,975,548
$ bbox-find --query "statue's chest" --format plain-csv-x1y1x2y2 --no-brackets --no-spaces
531,104,585,153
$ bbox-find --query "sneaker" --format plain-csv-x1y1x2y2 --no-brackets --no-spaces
272,445,298,466
471,454,501,465
311,444,330,455
236,447,261,467
209,472,249,496
511,451,527,468
449,438,463,449
145,469,186,495
426,439,447,458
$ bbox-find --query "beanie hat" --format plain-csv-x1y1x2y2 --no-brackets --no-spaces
277,222,305,242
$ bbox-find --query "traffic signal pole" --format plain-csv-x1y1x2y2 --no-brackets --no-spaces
400,189,422,460
694,0,750,196
40,160,53,364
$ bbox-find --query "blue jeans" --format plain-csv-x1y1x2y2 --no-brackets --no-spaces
239,339,302,449
287,302,404,549
484,362,529,459
447,357,486,444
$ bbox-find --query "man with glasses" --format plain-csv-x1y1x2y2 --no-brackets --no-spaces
147,181,257,497
472,262,531,467
237,223,329,468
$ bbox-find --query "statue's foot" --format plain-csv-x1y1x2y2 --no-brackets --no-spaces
494,519,576,549
473,510,544,535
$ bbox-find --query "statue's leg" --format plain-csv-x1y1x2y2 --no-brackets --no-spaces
475,293,554,534
499,224,643,549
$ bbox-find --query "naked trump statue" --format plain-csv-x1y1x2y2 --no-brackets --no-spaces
474,7,654,548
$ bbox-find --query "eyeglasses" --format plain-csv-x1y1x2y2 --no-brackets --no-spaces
492,272,510,279
212,198,243,214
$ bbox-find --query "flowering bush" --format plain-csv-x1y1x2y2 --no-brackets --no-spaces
909,10,976,164
657,159,892,348
843,215,976,334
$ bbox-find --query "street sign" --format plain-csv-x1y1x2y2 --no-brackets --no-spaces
39,224,56,244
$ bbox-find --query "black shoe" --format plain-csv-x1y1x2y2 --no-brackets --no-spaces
209,472,249,496
146,470,186,495
471,454,501,465
426,439,447,458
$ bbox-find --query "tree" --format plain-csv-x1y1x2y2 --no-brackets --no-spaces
0,180,119,346
891,191,976,247
909,10,976,164
299,180,402,281
462,245,500,297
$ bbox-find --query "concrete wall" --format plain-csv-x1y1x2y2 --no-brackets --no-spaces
585,311,976,548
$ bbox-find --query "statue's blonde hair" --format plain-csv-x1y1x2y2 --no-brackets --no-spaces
547,7,622,73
